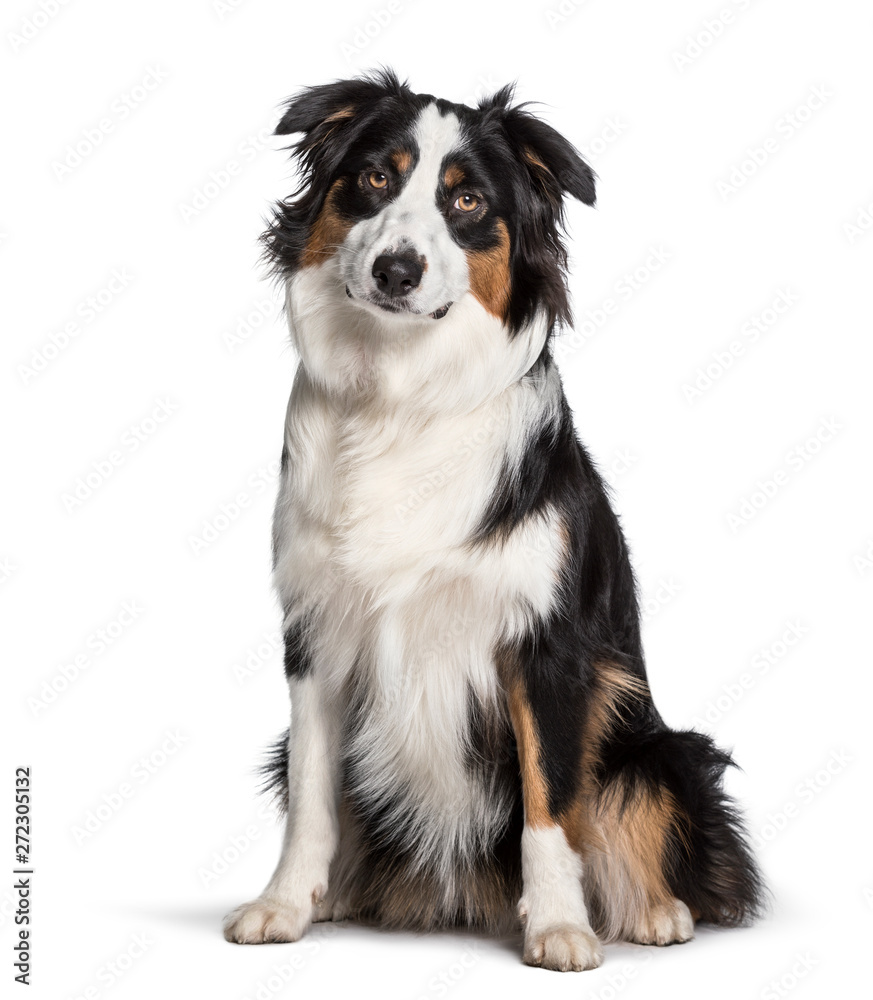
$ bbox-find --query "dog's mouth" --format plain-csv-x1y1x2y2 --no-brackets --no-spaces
345,286,452,320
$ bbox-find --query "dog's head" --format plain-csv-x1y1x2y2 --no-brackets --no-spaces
264,70,595,337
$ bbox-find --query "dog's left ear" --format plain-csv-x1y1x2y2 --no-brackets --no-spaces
483,87,596,207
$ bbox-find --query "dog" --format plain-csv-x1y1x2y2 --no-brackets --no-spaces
223,70,764,972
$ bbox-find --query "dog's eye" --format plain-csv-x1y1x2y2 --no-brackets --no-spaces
454,194,480,213
368,171,388,190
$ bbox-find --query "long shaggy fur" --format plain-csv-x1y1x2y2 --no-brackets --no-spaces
224,70,765,970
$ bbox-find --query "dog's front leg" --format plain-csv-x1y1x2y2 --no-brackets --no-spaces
502,664,603,972
224,672,341,944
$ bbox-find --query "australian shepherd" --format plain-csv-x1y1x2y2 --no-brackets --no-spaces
223,70,764,971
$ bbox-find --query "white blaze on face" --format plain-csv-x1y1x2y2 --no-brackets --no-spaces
341,103,471,317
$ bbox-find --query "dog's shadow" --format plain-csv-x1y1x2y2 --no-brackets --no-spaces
116,903,523,957
116,903,230,933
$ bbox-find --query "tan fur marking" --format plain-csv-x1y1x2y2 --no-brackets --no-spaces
558,797,606,859
580,663,649,787
301,108,356,154
466,218,511,321
391,148,412,173
498,653,647,847
553,660,694,943
504,675,551,829
522,145,549,173
301,179,352,268
444,163,465,188
560,662,648,859
325,105,355,123
586,782,689,942
522,146,560,204
579,666,692,942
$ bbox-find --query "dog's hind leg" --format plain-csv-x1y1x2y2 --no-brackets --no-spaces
223,671,342,944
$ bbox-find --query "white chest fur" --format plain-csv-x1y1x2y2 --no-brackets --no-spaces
271,267,566,874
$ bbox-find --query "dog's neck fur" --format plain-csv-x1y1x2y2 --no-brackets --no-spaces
285,260,551,419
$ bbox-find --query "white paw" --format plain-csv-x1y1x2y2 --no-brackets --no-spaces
630,898,695,946
523,924,604,972
223,897,314,944
312,894,352,923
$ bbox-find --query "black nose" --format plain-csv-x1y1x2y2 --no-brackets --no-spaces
372,254,423,298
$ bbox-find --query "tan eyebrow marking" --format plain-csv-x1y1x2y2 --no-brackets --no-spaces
391,149,412,173
444,163,465,188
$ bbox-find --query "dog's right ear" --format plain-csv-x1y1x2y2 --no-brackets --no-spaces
275,69,407,178
275,74,397,136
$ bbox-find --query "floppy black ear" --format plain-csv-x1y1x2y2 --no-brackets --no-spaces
275,70,400,134
275,69,409,152
516,113,596,206
477,86,594,332
482,86,596,206
273,69,409,188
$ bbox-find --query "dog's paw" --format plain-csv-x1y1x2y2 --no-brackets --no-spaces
223,897,313,944
628,898,694,946
312,894,352,923
523,924,604,972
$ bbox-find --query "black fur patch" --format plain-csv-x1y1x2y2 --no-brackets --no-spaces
477,351,764,920
282,617,312,679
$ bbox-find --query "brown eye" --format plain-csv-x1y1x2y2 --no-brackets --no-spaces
368,171,388,189
454,194,479,213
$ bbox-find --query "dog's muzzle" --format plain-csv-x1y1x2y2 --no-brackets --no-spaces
345,285,453,320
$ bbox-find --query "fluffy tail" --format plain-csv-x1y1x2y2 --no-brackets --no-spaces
611,728,767,925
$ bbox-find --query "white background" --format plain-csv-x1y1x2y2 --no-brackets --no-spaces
3,0,871,997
